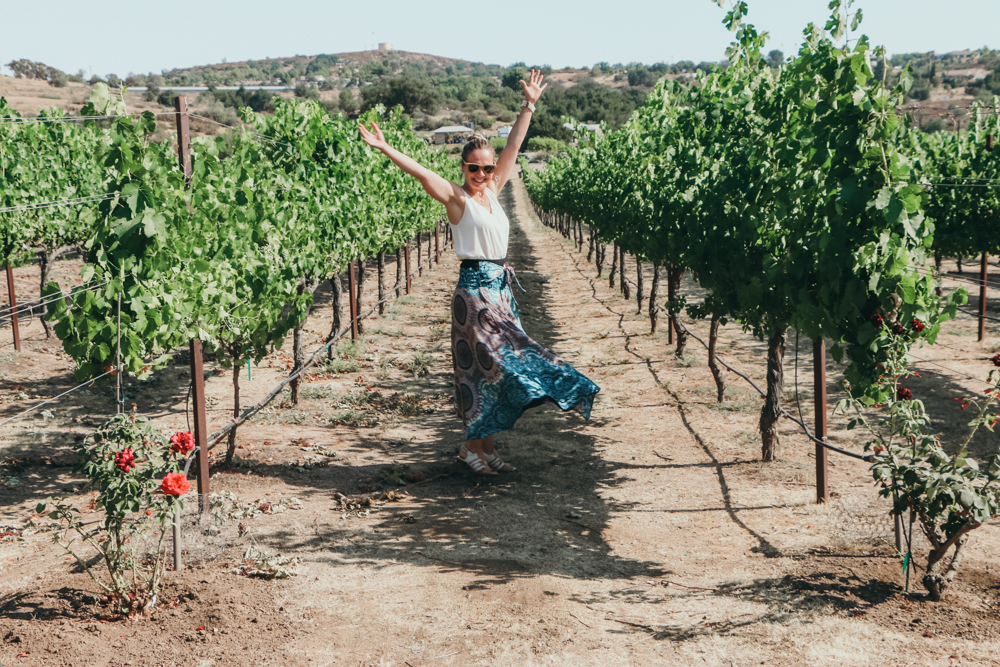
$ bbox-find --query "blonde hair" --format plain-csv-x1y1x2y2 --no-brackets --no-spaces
461,132,494,162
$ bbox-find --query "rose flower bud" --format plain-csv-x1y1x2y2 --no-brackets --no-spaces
114,448,136,473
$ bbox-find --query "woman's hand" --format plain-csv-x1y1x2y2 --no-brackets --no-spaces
520,69,548,105
359,121,388,151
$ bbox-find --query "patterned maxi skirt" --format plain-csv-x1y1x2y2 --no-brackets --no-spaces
451,261,600,440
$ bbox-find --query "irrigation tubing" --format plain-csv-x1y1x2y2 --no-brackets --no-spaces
955,306,1000,324
205,294,394,447
906,353,997,386
915,267,1000,292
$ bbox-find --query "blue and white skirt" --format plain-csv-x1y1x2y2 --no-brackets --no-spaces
451,261,599,440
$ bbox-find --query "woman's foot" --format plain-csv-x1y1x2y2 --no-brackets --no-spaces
457,446,497,475
483,452,516,472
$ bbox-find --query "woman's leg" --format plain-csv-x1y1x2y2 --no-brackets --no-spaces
474,434,515,472
460,436,497,474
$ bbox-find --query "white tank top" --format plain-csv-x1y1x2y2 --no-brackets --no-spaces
451,188,509,260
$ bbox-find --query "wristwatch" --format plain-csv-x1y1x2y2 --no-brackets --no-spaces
521,100,536,113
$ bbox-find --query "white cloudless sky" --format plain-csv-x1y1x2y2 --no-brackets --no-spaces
2,0,996,78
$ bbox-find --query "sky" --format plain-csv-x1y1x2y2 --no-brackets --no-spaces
2,0,996,78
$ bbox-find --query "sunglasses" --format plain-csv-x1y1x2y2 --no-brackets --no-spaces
463,162,495,174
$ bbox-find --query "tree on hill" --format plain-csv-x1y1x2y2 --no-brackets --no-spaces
6,59,68,86
361,75,443,114
627,65,657,87
339,89,359,115
294,83,320,101
307,54,339,75
501,66,528,91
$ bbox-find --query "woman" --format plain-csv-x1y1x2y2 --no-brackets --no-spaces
359,69,600,475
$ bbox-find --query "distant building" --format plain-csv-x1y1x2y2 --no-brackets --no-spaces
948,49,973,62
497,126,512,138
563,122,601,132
433,125,471,145
378,42,392,52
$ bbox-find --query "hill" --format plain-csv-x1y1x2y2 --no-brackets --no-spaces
159,50,488,88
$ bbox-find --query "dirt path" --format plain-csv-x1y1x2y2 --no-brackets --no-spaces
2,179,1000,666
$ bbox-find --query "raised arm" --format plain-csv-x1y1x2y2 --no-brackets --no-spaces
359,122,464,216
494,69,547,192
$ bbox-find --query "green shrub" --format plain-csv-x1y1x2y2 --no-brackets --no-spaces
339,89,358,114
471,112,494,129
294,83,320,100
490,137,507,151
48,70,68,88
527,137,568,153
157,89,179,107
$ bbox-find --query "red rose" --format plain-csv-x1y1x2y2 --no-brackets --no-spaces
114,448,136,473
169,431,195,455
897,386,913,401
892,322,905,335
911,319,926,333
160,473,190,496
870,313,884,329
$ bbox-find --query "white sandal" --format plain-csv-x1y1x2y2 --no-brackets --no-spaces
457,447,497,475
483,452,516,472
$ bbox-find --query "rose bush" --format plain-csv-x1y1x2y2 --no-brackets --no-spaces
838,325,1000,601
39,415,195,616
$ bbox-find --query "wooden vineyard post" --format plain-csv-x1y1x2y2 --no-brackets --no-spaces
189,339,211,513
667,264,675,345
814,338,829,504
405,240,412,295
176,97,207,517
174,96,192,185
5,265,20,352
979,252,988,342
348,261,359,341
435,221,441,264
982,134,993,343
